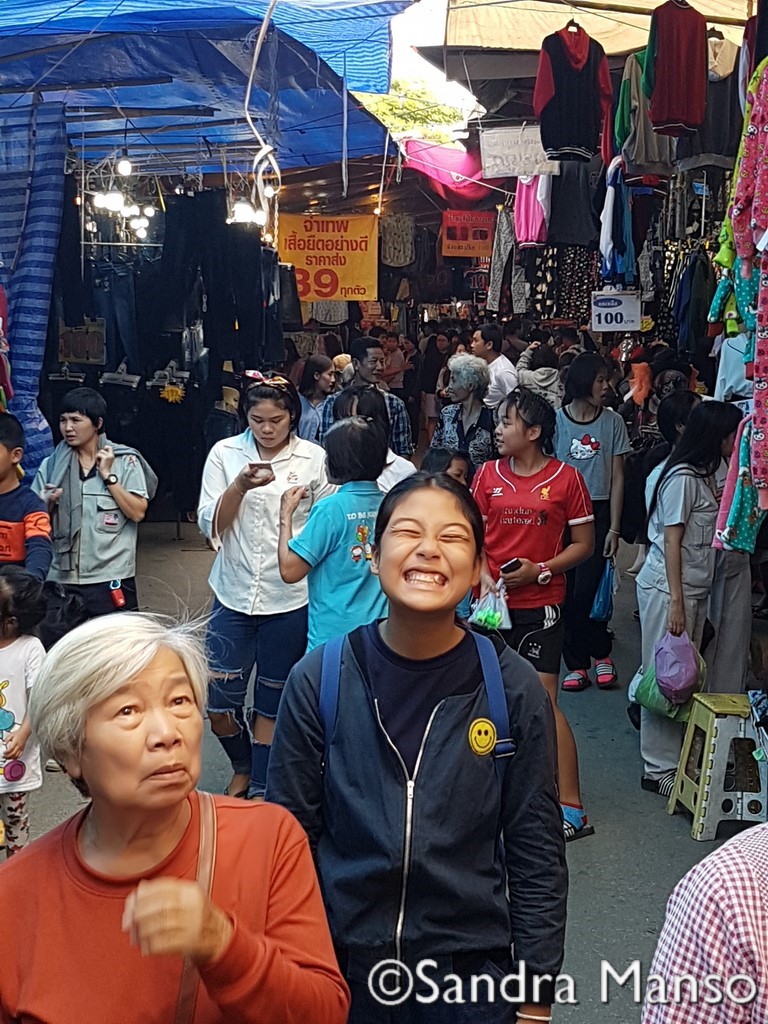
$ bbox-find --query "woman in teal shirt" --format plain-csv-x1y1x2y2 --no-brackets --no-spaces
278,417,389,649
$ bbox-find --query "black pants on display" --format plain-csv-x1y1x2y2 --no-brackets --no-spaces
562,499,612,671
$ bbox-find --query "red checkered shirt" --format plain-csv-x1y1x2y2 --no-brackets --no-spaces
643,823,768,1023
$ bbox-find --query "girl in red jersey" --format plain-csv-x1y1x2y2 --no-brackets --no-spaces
472,386,595,841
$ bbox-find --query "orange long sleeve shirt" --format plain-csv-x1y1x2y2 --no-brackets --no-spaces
0,793,350,1024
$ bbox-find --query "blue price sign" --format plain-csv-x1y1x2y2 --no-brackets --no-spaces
591,291,641,332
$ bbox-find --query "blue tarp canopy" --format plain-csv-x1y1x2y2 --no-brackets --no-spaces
0,1,412,171
0,1,409,92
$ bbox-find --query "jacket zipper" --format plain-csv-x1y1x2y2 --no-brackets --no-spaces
374,698,443,963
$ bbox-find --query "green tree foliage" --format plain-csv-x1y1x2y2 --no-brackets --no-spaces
355,79,464,142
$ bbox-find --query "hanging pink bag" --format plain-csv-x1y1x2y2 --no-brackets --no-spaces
654,631,703,705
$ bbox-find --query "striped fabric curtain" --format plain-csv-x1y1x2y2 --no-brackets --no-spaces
0,102,66,478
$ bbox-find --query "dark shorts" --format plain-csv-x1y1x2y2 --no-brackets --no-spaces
499,604,564,676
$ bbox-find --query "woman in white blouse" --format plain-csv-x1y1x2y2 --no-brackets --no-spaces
198,372,333,799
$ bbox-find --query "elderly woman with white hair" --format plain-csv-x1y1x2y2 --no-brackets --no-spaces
0,613,349,1024
430,352,498,481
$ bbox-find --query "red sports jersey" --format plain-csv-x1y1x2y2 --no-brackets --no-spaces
472,458,594,609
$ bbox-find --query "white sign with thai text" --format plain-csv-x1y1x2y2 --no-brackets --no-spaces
479,126,560,178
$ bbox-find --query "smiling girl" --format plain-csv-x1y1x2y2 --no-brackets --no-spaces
267,473,567,1024
198,372,333,800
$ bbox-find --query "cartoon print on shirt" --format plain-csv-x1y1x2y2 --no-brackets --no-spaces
0,680,26,783
569,433,601,460
356,524,373,561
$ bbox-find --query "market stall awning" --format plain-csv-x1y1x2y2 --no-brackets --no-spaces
0,0,412,93
0,24,395,171
0,0,417,173
419,0,748,110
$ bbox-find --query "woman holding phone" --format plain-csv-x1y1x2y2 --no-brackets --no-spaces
472,387,595,841
198,372,333,800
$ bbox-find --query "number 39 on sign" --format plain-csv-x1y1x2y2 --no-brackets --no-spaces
295,268,340,300
591,291,641,332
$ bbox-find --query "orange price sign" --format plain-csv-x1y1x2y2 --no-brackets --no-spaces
281,214,379,302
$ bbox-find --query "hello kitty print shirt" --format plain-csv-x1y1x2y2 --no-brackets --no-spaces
554,407,631,500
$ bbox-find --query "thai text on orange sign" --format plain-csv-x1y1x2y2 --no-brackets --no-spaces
441,210,496,258
281,214,379,301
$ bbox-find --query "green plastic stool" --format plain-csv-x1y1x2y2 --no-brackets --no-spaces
667,693,766,841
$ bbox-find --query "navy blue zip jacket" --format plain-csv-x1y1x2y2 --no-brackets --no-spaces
266,627,567,997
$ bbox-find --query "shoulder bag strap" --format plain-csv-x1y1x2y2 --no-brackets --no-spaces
471,632,517,765
174,791,218,1024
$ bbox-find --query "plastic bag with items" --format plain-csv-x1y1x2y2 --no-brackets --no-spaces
468,586,512,631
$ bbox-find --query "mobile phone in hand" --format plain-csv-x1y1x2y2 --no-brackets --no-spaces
500,558,521,573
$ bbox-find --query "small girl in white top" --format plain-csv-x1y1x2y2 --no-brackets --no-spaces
0,566,46,856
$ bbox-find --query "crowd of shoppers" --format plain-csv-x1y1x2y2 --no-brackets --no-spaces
0,313,762,1022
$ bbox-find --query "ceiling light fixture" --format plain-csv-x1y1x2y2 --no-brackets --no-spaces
117,149,133,176
104,190,125,213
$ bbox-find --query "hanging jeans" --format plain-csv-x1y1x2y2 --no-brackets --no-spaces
562,500,613,671
92,261,140,372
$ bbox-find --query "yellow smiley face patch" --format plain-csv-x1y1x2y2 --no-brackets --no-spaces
468,718,497,757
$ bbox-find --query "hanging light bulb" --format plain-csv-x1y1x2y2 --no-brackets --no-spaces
127,204,140,218
263,232,273,243
143,206,156,218
117,149,133,176
93,192,107,209
374,206,382,216
264,184,276,199
104,190,125,213
129,218,142,230
137,217,149,229
230,199,257,224
254,208,268,227
136,227,148,240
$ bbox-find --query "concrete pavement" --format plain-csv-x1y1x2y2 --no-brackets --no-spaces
28,523,737,1022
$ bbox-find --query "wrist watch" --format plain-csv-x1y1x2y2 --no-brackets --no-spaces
537,563,553,585
105,474,118,487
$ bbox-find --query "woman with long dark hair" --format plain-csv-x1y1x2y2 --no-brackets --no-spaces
298,355,336,442
636,401,742,797
420,332,451,442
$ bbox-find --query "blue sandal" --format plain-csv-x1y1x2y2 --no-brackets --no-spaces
562,803,595,842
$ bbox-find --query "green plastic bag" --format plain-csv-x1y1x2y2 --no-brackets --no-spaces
633,651,706,724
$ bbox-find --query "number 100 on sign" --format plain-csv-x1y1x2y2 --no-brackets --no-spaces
591,291,641,332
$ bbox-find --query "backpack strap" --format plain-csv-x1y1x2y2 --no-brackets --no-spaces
319,634,345,761
470,632,517,764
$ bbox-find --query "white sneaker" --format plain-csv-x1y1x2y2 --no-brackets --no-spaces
45,758,63,772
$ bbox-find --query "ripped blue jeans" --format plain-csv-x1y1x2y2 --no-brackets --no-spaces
205,599,308,797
